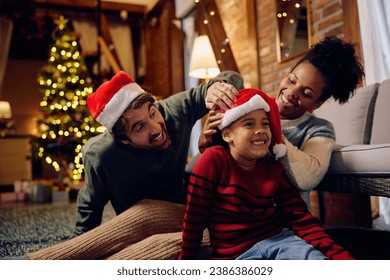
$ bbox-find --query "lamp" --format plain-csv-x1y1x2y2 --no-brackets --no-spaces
189,35,220,81
0,101,11,119
0,101,13,137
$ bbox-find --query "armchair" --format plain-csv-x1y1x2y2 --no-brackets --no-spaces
314,78,390,259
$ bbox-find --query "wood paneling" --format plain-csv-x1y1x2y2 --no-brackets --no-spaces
342,0,363,86
145,0,184,98
35,0,146,14
196,0,239,73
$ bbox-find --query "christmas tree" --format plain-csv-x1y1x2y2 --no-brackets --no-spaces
36,15,103,182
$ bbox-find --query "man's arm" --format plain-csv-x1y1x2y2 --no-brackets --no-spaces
73,156,108,235
157,71,244,126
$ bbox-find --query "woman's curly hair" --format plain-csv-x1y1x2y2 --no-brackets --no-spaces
292,36,365,104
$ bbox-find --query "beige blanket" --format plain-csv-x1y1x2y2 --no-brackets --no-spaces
27,199,210,260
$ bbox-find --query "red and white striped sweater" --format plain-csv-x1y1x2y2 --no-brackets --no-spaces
179,146,354,260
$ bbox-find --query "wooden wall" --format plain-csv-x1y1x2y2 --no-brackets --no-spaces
145,0,184,99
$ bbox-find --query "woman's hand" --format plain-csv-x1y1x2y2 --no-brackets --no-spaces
205,81,237,110
198,109,224,153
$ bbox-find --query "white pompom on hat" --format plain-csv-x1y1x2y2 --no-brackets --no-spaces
87,71,145,130
218,88,286,160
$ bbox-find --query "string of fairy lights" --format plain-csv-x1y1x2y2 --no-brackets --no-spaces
276,0,304,59
194,0,232,68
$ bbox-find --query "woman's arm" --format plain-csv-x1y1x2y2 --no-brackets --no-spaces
280,136,335,190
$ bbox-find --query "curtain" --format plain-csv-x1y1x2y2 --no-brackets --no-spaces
183,12,202,158
72,16,110,75
0,18,13,99
357,0,390,85
357,0,390,231
109,21,135,78
72,16,135,78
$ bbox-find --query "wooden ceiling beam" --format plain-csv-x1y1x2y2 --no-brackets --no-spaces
196,0,239,73
99,13,123,71
34,0,147,14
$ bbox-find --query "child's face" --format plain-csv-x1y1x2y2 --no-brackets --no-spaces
222,109,271,170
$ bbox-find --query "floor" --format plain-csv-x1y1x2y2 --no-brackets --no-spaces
0,200,115,258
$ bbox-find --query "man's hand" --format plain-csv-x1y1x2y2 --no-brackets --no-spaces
205,81,238,110
198,109,223,153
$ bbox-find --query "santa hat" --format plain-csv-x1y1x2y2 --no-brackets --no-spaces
218,88,286,160
87,71,145,130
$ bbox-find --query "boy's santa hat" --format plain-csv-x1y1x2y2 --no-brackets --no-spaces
87,71,145,130
218,88,286,160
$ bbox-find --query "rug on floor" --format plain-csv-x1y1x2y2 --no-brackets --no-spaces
0,202,115,257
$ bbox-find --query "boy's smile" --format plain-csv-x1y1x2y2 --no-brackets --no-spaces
222,109,271,170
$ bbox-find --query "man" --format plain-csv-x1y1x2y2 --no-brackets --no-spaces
74,70,243,235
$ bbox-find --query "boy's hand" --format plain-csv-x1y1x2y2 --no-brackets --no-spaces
198,109,223,153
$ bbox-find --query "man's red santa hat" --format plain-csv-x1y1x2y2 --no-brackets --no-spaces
87,71,145,130
218,88,286,160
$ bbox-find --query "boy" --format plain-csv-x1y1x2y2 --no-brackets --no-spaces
179,88,354,260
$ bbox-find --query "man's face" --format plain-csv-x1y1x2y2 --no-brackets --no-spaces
122,102,171,150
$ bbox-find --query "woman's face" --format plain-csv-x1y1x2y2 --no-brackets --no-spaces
276,62,326,120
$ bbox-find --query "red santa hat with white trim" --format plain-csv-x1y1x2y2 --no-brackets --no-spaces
87,71,145,130
218,88,286,160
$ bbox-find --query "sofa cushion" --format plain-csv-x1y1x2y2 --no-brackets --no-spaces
328,143,390,175
314,83,379,145
370,79,390,144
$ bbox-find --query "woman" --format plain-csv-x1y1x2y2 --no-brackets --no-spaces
275,36,364,205
27,36,364,260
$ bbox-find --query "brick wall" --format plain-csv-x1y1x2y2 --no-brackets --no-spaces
311,0,343,40
146,0,184,99
215,0,258,88
147,4,173,99
215,0,344,95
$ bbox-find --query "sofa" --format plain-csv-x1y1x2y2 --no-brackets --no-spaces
314,78,390,259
